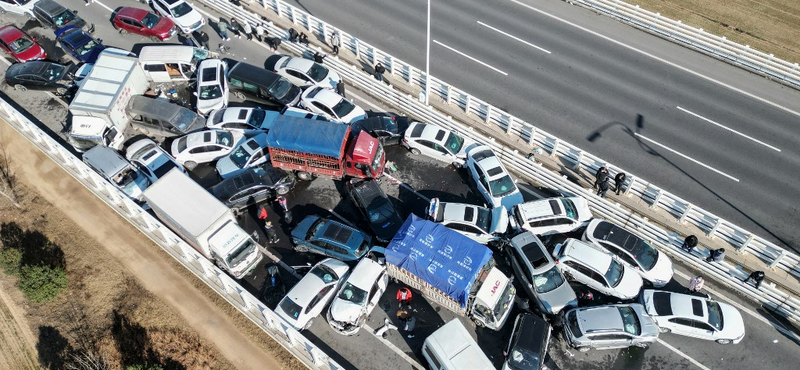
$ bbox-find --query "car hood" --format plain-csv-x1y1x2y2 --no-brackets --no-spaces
718,302,746,341
197,96,226,116
323,69,341,90
341,105,367,124
215,155,241,179
291,216,318,241
490,207,509,234
614,265,644,299
328,298,363,324
152,18,176,35
498,189,524,210
538,280,578,315
173,9,203,28
644,251,673,287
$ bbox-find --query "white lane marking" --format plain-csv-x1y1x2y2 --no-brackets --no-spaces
634,133,740,182
676,106,781,152
476,21,551,54
94,1,114,13
362,323,426,370
656,339,712,370
433,40,509,76
507,0,800,119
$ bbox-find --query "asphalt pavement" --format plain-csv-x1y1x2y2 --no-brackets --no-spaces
279,0,800,254
1,1,799,369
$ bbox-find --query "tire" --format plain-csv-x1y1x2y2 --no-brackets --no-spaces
184,161,197,171
659,327,671,334
14,84,27,92
150,35,160,42
276,186,290,195
296,171,314,181
56,87,67,95
295,245,309,253
234,91,245,100
410,148,421,155
716,339,732,345
577,346,590,352
119,29,127,35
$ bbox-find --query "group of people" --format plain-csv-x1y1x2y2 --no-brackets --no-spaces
593,166,626,198
682,234,767,290
195,18,283,52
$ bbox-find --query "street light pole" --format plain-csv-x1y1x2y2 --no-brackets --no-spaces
425,0,431,106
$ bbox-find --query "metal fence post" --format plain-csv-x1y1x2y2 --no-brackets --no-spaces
739,233,755,254
707,218,722,239
574,151,583,171
679,203,693,223
464,95,472,114
353,38,360,57
550,139,559,158
623,175,634,195
290,7,296,23
444,83,451,105
769,250,786,269
484,105,492,123
650,188,662,210
528,125,537,146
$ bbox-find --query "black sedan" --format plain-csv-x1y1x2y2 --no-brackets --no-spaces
350,115,410,146
4,60,78,95
345,178,404,243
209,162,296,211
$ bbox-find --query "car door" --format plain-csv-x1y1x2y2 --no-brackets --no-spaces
247,149,266,168
691,320,717,340
589,334,631,349
122,17,146,34
151,0,168,17
510,249,537,304
305,284,335,325
552,217,577,234
311,101,336,121
666,317,696,337
454,222,488,243
563,261,602,293
414,139,449,163
284,68,311,86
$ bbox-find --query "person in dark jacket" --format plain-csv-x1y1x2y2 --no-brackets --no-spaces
336,81,346,98
594,166,608,189
267,37,281,51
298,32,310,46
682,234,698,253
743,270,766,289
614,172,626,195
313,51,325,64
264,221,279,244
198,30,210,50
287,28,298,42
374,62,386,82
229,18,242,39
706,248,725,263
596,176,610,198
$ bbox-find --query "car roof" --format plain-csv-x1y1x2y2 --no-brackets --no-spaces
226,59,280,86
511,232,552,270
83,146,130,175
8,60,51,76
317,221,358,250
217,107,255,123
346,258,385,290
117,6,149,19
576,306,624,333
349,179,384,204
61,28,89,44
162,0,183,7
561,239,612,268
516,198,562,219
654,291,708,320
35,0,66,15
198,59,223,83
589,220,644,254
511,314,550,360
307,87,341,105
184,130,223,148
0,25,24,40
441,202,479,224
283,55,314,71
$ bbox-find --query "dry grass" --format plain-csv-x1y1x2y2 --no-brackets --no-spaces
625,0,800,63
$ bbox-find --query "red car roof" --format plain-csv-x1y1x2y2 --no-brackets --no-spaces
115,6,151,20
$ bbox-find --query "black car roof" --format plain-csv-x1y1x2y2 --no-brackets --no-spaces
350,178,384,203
263,54,283,71
7,61,49,76
511,314,549,366
225,58,280,86
35,0,67,15
593,221,640,253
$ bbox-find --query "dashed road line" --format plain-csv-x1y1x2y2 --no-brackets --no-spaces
677,106,781,152
433,40,509,76
634,133,740,182
657,338,712,370
477,20,551,54
362,323,426,370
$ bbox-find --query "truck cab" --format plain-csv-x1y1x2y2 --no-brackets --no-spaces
470,266,516,331
68,116,125,152
345,132,385,179
208,221,263,279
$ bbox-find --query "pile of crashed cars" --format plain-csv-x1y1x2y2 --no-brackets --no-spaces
1,1,746,369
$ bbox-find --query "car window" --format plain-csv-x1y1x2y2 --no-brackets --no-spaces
669,318,694,327
605,259,625,287
477,171,490,192
312,101,335,117
417,139,437,150
338,282,368,306
279,298,302,319
490,175,517,197
305,285,334,314
308,264,339,282
286,69,309,81
533,266,565,294
706,301,723,331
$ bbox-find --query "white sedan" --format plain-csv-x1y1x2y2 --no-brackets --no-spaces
275,258,350,331
640,290,745,344
465,144,523,210
327,257,388,335
299,86,366,123
402,122,475,167
427,198,508,245
215,132,269,179
264,54,340,90
195,59,229,115
125,138,185,183
150,0,204,34
170,130,244,170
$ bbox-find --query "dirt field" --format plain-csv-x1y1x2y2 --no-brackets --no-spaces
624,0,800,63
0,119,302,370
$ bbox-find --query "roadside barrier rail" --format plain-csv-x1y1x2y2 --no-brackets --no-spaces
0,98,344,370
201,0,800,324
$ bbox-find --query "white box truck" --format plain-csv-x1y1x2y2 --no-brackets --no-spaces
384,215,516,331
68,50,149,152
142,168,263,279
421,319,494,370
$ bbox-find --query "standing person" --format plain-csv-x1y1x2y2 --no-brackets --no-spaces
275,195,293,225
374,62,386,82
396,287,412,307
229,18,242,39
313,51,325,64
84,0,94,6
596,176,610,198
330,31,341,55
217,19,230,41
242,21,253,41
336,81,346,98
298,32,310,46
396,309,416,339
743,270,766,289
198,30,210,50
287,28,299,42
705,248,726,263
254,22,266,42
264,221,279,244
682,234,698,253
614,172,626,195
594,166,608,189
688,276,705,293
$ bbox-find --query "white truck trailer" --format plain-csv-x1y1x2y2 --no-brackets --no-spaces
68,50,149,152
142,168,263,279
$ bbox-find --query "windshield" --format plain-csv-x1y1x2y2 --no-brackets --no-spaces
247,109,266,127
142,13,160,28
474,207,491,232
216,131,234,146
9,37,34,53
331,98,355,118
561,198,578,219
492,284,515,318
309,264,339,283
308,219,325,239
367,199,395,224
225,239,256,268
370,144,384,175
605,259,625,287
630,238,660,271
228,146,251,168
307,63,328,82
533,266,566,294
268,78,292,99
173,110,197,131
44,63,66,81
337,282,367,306
444,132,465,154
279,298,302,320
199,85,222,99
176,136,188,153
192,47,211,64
171,3,193,18
489,175,516,197
619,306,641,335
76,39,99,55
53,10,77,27
707,301,723,331
566,311,582,337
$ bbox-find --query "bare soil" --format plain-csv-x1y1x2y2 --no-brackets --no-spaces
0,119,302,370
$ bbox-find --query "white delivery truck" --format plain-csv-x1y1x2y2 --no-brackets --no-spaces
384,215,516,331
68,50,149,152
142,168,263,279
421,319,494,370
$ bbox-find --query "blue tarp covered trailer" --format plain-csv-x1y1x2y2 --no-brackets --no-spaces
385,215,493,308
265,117,349,158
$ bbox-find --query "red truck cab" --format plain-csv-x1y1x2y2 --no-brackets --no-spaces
346,132,385,179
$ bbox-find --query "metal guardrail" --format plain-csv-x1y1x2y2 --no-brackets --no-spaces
201,0,800,323
0,98,344,370
241,0,800,286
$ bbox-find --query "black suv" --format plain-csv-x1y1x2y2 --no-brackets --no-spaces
210,162,296,211
33,0,93,33
346,178,403,244
224,58,301,108
350,115,410,146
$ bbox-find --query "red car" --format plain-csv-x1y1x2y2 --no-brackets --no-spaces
111,7,176,42
0,25,47,63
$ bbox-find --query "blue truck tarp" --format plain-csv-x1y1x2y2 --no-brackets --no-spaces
265,117,349,158
386,215,493,308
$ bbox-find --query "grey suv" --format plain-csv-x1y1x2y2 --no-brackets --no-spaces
33,0,93,33
506,231,577,315
562,303,659,351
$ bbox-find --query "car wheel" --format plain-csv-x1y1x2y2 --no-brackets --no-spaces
410,148,421,155
150,35,160,42
295,245,309,253
716,339,732,345
184,161,197,171
56,87,68,95
577,346,590,352
659,327,671,334
635,342,651,349
296,171,314,181
234,91,245,100
119,28,127,35
14,84,27,92
276,186,290,195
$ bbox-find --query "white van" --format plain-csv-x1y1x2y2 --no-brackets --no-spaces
138,45,217,83
0,0,36,19
421,320,494,370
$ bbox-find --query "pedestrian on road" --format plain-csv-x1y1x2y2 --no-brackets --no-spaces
275,195,293,225
313,51,326,64
688,276,705,293
706,248,725,263
596,176,610,198
287,28,299,42
374,62,386,82
396,287,412,307
614,172,626,195
217,19,230,41
198,31,210,50
682,235,698,253
336,80,346,98
594,166,608,189
229,18,242,39
242,22,254,40
330,31,340,55
397,309,416,339
743,270,765,289
298,32,310,46
254,23,266,42
267,36,281,51
84,0,94,6
264,221,279,244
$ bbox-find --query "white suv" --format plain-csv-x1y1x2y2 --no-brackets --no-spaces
552,238,643,300
427,198,508,245
195,59,229,115
0,0,36,19
150,0,204,34
465,144,523,209
402,122,475,167
512,196,592,236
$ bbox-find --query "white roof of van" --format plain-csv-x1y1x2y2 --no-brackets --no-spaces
424,320,493,370
70,51,138,112
138,45,195,62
